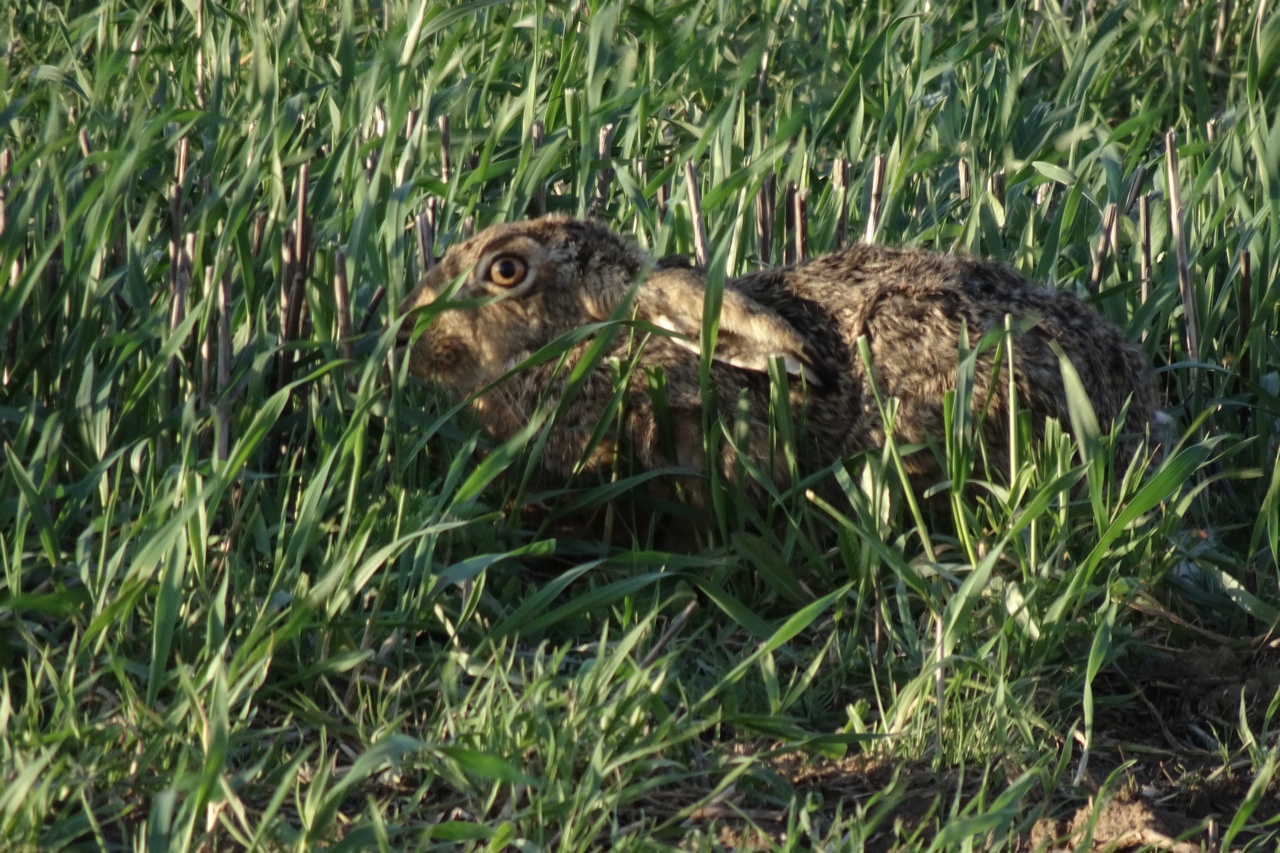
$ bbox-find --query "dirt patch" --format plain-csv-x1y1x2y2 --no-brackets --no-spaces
696,751,1237,851
1028,787,1202,852
696,755,961,851
1121,638,1280,733
691,638,1280,849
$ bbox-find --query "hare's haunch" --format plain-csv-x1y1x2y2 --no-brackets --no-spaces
397,216,1160,496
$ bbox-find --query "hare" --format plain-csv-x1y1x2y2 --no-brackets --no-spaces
396,215,1160,502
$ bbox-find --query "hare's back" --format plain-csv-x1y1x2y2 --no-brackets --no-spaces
849,247,1157,431
733,243,1083,361
738,244,1157,432
735,244,1063,340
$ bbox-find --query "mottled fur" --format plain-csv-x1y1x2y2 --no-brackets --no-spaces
397,215,1160,499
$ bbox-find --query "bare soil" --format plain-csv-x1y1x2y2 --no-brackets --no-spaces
696,636,1280,850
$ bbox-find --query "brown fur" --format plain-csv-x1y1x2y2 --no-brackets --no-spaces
397,216,1160,500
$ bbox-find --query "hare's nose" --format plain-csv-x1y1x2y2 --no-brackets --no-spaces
396,283,441,346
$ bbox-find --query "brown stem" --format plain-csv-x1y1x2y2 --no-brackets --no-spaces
1088,203,1117,292
592,123,615,215
438,114,451,184
532,120,546,216
1164,131,1199,364
756,171,775,265
217,269,232,463
334,249,354,360
792,184,808,262
833,158,850,249
683,160,708,268
865,154,886,243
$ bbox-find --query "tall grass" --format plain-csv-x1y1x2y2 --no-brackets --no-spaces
2,0,1278,848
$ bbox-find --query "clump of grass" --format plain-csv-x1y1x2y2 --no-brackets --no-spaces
2,0,1279,848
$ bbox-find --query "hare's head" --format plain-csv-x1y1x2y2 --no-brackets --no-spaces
396,216,650,395
397,216,826,398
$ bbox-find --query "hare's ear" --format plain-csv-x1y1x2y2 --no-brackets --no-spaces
639,268,828,388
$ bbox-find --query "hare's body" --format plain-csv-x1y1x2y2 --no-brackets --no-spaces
732,245,1161,482
398,216,1159,498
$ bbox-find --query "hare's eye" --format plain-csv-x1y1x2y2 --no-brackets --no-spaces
485,255,528,288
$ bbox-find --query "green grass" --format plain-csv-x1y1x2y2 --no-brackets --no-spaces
2,0,1280,849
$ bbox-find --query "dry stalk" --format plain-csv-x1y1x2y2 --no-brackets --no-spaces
1239,250,1252,382
1108,202,1118,255
217,269,232,463
633,158,647,232
375,106,387,149
532,119,546,215
77,130,93,178
1123,164,1148,215
656,153,672,219
755,49,770,101
1214,0,1233,59
592,123,615,215
989,168,1006,209
416,196,436,275
0,148,8,230
277,226,298,392
1139,194,1152,320
128,29,142,76
1088,203,1117,292
168,234,194,412
195,0,206,108
438,114,451,184
833,158,850,249
166,133,193,427
783,181,797,265
200,264,214,411
1164,131,1200,365
394,109,424,186
865,154,886,243
281,165,311,383
792,184,809,262
683,160,708,268
334,249,354,361
0,149,13,386
251,211,266,257
360,281,387,337
756,171,776,265
1005,313,1018,478
934,614,945,759
295,162,311,284
275,164,312,397
170,136,189,298
639,600,700,669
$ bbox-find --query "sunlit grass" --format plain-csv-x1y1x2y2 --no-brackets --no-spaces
2,0,1279,848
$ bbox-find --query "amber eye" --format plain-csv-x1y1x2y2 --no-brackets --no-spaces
484,254,528,288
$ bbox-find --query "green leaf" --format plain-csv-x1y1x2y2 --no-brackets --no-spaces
437,746,534,785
